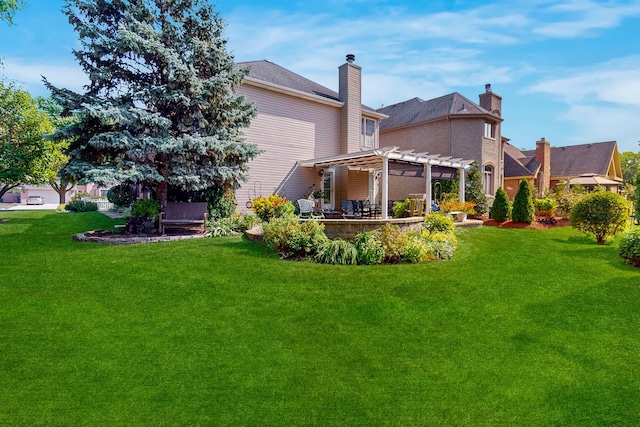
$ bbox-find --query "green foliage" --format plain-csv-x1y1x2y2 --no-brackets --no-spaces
422,213,455,234
252,194,295,222
634,172,640,224
130,198,160,220
423,230,458,260
0,81,59,200
353,231,385,265
107,184,136,208
64,200,98,212
534,197,558,213
620,151,640,184
571,191,629,244
262,217,329,259
619,227,640,267
490,187,511,222
548,181,586,217
376,223,407,263
401,233,432,263
465,161,489,216
511,179,535,223
206,213,260,238
0,0,25,24
70,191,92,202
392,199,410,218
314,239,359,265
208,186,236,221
46,0,261,207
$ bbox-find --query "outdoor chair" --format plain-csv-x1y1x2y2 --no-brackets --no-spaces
297,199,324,219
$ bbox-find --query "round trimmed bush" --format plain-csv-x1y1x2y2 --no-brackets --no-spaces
619,227,640,267
570,191,629,244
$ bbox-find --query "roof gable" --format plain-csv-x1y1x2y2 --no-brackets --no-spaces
377,92,496,131
523,141,617,178
503,143,539,177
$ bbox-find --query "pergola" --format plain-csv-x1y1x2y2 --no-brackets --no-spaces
298,146,474,219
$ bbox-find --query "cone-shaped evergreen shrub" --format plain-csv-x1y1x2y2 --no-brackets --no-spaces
491,187,510,222
511,179,535,223
465,161,489,216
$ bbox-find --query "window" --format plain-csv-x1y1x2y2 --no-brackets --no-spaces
361,118,376,147
484,122,494,139
322,169,335,209
483,165,494,195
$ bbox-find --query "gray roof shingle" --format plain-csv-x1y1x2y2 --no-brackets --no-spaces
377,93,496,131
522,141,616,177
237,60,379,113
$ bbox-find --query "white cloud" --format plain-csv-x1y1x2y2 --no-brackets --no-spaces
2,58,88,96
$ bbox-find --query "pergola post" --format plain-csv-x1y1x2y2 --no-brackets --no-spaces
425,164,432,214
459,167,465,203
381,157,389,219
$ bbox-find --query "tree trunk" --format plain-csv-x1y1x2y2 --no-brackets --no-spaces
156,181,168,211
0,184,20,201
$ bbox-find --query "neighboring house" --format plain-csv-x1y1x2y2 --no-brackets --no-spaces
234,55,473,217
377,84,504,201
503,138,623,199
16,183,109,204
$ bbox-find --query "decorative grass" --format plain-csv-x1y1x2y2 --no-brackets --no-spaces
1,211,639,425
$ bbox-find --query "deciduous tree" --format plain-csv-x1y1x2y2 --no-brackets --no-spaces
0,82,57,200
46,0,260,210
0,0,25,24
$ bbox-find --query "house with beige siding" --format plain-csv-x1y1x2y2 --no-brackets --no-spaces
377,84,504,201
234,55,388,213
503,138,623,199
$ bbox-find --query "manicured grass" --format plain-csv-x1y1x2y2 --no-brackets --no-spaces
1,210,639,425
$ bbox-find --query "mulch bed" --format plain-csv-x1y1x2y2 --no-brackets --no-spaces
483,217,571,230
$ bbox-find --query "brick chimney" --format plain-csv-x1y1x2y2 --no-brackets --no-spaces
479,83,502,117
535,137,551,196
338,54,362,154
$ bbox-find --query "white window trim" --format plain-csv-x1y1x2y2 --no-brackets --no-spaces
361,117,377,148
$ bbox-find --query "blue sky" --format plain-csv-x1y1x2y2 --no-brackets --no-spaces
1,0,640,152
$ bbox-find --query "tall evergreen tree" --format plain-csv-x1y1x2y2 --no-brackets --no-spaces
464,161,488,216
45,0,260,209
634,171,640,225
512,178,535,223
490,187,510,222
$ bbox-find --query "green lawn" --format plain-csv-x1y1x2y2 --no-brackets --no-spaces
1,210,639,425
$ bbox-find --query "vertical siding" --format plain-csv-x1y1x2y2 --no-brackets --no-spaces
236,85,340,212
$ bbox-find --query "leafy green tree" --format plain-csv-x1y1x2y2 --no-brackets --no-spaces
36,96,77,204
46,0,260,210
620,150,640,184
511,178,535,223
570,191,629,245
634,172,640,225
0,81,57,200
490,187,510,222
464,161,488,216
0,0,25,24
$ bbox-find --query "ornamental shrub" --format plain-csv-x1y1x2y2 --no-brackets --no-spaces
262,217,328,258
465,161,489,216
354,231,385,265
402,233,432,263
534,197,558,214
65,200,98,212
619,227,640,267
252,194,294,222
423,213,455,234
376,223,407,263
392,199,411,218
634,172,640,225
570,191,629,245
314,239,359,265
130,198,160,219
511,178,535,223
491,187,510,222
107,184,136,207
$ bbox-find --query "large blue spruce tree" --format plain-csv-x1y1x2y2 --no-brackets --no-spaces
45,0,260,209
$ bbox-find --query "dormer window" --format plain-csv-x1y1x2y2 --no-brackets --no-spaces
361,118,376,148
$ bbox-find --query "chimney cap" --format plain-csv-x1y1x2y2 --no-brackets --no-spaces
485,83,492,93
346,54,355,64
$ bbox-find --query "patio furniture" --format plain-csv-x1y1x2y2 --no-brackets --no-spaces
159,202,208,234
297,199,324,219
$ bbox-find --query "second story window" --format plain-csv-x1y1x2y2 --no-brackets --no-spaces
484,122,495,139
362,118,376,148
